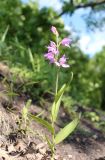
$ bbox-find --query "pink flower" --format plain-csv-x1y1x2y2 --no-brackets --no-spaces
61,38,71,47
50,41,56,47
51,26,59,36
55,55,70,68
47,41,59,55
44,52,55,63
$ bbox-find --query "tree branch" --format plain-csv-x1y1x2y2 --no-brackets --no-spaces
76,0,105,9
59,0,105,17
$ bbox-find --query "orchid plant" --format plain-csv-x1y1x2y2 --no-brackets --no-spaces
30,26,79,160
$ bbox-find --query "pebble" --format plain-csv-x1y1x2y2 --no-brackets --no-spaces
68,154,72,158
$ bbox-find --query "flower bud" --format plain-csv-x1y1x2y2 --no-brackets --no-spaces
51,26,59,36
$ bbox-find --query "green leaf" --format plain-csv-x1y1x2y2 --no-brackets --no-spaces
45,135,53,153
36,111,44,117
28,48,35,71
7,92,18,97
69,72,73,84
1,26,9,42
51,84,66,122
25,99,32,109
55,118,79,144
29,114,54,134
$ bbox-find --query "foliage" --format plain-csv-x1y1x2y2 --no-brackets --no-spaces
90,48,105,110
60,0,105,31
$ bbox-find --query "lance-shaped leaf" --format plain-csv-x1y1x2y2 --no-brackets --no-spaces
55,118,79,144
1,26,9,42
29,114,54,134
51,84,66,122
28,48,35,71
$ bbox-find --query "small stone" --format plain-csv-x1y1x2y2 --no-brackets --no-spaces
96,149,101,152
76,137,80,142
68,154,72,158
93,134,98,139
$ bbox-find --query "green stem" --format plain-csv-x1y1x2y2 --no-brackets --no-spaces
56,35,59,48
55,34,59,95
55,68,59,95
51,153,54,160
51,120,55,160
51,68,59,160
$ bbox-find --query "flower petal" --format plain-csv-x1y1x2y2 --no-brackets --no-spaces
61,38,71,47
55,61,60,67
61,64,70,68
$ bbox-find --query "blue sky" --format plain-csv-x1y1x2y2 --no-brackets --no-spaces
22,0,105,56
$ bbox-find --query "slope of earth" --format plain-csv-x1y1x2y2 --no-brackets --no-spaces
0,63,105,160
